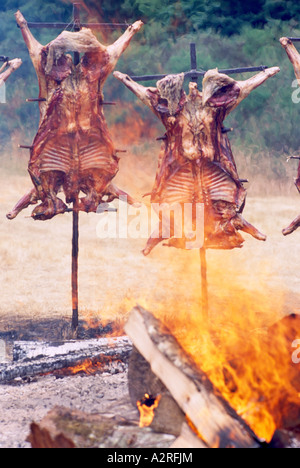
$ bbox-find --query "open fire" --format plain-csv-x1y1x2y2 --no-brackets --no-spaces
137,393,162,428
166,314,300,442
125,305,300,447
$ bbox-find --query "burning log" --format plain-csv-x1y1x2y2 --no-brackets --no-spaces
0,58,22,86
0,336,132,384
124,306,259,448
128,346,186,437
114,66,279,255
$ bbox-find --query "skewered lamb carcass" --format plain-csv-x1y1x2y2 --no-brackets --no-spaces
7,11,143,221
0,58,22,87
280,37,300,236
114,67,280,255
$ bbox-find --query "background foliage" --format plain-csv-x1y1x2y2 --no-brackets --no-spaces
1,0,300,183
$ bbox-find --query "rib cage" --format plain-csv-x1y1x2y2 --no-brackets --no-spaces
39,133,116,175
201,161,244,206
114,71,272,254
156,165,195,205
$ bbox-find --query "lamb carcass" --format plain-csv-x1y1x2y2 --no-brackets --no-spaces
7,11,143,221
0,58,22,87
280,37,300,236
114,66,280,255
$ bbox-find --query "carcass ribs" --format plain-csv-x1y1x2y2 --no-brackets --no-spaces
7,11,143,221
114,66,280,255
280,37,300,236
0,58,22,87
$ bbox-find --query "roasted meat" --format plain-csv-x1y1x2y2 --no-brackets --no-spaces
0,58,22,87
7,11,143,221
280,37,300,236
114,66,280,255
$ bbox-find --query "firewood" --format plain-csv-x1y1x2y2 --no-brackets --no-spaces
170,423,207,449
0,336,132,383
124,306,259,448
28,406,175,448
128,346,186,436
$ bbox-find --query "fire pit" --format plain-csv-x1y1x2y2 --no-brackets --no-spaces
124,306,300,448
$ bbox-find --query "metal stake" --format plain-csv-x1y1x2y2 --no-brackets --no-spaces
189,43,208,319
71,3,81,333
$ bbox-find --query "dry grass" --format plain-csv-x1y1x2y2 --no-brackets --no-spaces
0,151,299,333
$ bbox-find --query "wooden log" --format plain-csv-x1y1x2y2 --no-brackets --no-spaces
28,406,176,449
170,423,207,449
124,306,259,448
128,346,186,437
0,336,132,383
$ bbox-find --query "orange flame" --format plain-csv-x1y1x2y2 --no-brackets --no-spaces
137,394,162,428
152,298,300,443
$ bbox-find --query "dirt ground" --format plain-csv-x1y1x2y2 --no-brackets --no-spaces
0,157,300,448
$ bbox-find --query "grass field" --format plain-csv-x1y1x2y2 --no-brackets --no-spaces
0,152,299,335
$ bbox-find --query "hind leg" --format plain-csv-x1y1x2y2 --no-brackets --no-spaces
31,171,68,221
7,187,40,220
283,214,300,236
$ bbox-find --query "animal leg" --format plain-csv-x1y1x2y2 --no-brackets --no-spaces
31,171,67,220
282,214,300,236
6,187,40,220
232,214,267,241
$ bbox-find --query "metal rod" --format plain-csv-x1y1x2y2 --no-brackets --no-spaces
18,22,130,29
156,135,167,141
130,66,269,82
26,98,46,102
190,43,198,84
18,145,33,149
222,127,234,134
0,56,9,62
71,3,81,334
287,37,300,42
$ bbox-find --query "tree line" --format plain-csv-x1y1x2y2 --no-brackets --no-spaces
1,0,300,179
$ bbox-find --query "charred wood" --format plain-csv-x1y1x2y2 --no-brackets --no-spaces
0,336,132,384
125,306,259,448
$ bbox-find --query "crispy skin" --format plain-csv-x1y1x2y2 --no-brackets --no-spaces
114,67,279,254
7,12,143,220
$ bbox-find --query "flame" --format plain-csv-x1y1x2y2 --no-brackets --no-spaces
47,356,120,377
65,358,103,375
126,251,300,445
137,393,162,428
151,294,300,443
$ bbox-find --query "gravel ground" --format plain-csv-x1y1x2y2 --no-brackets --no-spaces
0,371,134,448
